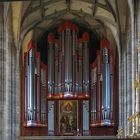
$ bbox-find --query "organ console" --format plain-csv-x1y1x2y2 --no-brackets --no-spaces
22,20,117,136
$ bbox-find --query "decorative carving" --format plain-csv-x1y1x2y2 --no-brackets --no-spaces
117,128,125,138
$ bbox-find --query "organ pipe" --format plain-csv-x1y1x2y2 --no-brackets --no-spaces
78,39,83,93
102,48,111,120
83,32,90,94
64,23,72,93
28,48,36,123
48,33,55,94
40,63,47,124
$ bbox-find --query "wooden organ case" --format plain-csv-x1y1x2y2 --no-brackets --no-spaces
21,20,118,136
21,41,48,136
90,38,118,135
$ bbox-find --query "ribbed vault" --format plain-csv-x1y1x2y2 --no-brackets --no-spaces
20,0,120,44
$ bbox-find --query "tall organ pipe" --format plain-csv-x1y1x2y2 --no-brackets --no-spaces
48,33,55,94
101,38,111,120
64,21,72,93
58,26,63,93
28,48,36,122
83,32,90,94
72,24,79,93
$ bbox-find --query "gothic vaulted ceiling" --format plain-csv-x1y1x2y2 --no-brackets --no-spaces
11,0,128,48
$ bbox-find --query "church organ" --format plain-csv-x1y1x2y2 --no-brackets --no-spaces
22,20,117,136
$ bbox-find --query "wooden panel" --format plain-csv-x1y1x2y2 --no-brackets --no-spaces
90,126,117,136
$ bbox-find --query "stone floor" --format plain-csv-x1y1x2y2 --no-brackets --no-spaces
19,136,117,140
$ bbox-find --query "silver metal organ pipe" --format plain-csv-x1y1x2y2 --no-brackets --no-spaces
64,27,72,93
102,48,111,120
48,33,55,94
83,32,89,94
28,49,36,122
72,25,79,93
83,42,89,94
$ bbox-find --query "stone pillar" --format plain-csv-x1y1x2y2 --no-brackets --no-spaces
2,3,20,140
121,33,127,137
135,0,140,135
125,0,135,136
123,48,127,137
0,3,5,140
118,49,124,138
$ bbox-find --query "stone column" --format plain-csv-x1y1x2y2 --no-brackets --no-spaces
125,0,135,136
2,3,20,140
121,33,127,137
118,48,124,138
135,0,140,135
0,3,5,140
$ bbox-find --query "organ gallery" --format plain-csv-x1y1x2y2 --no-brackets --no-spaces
21,20,118,136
